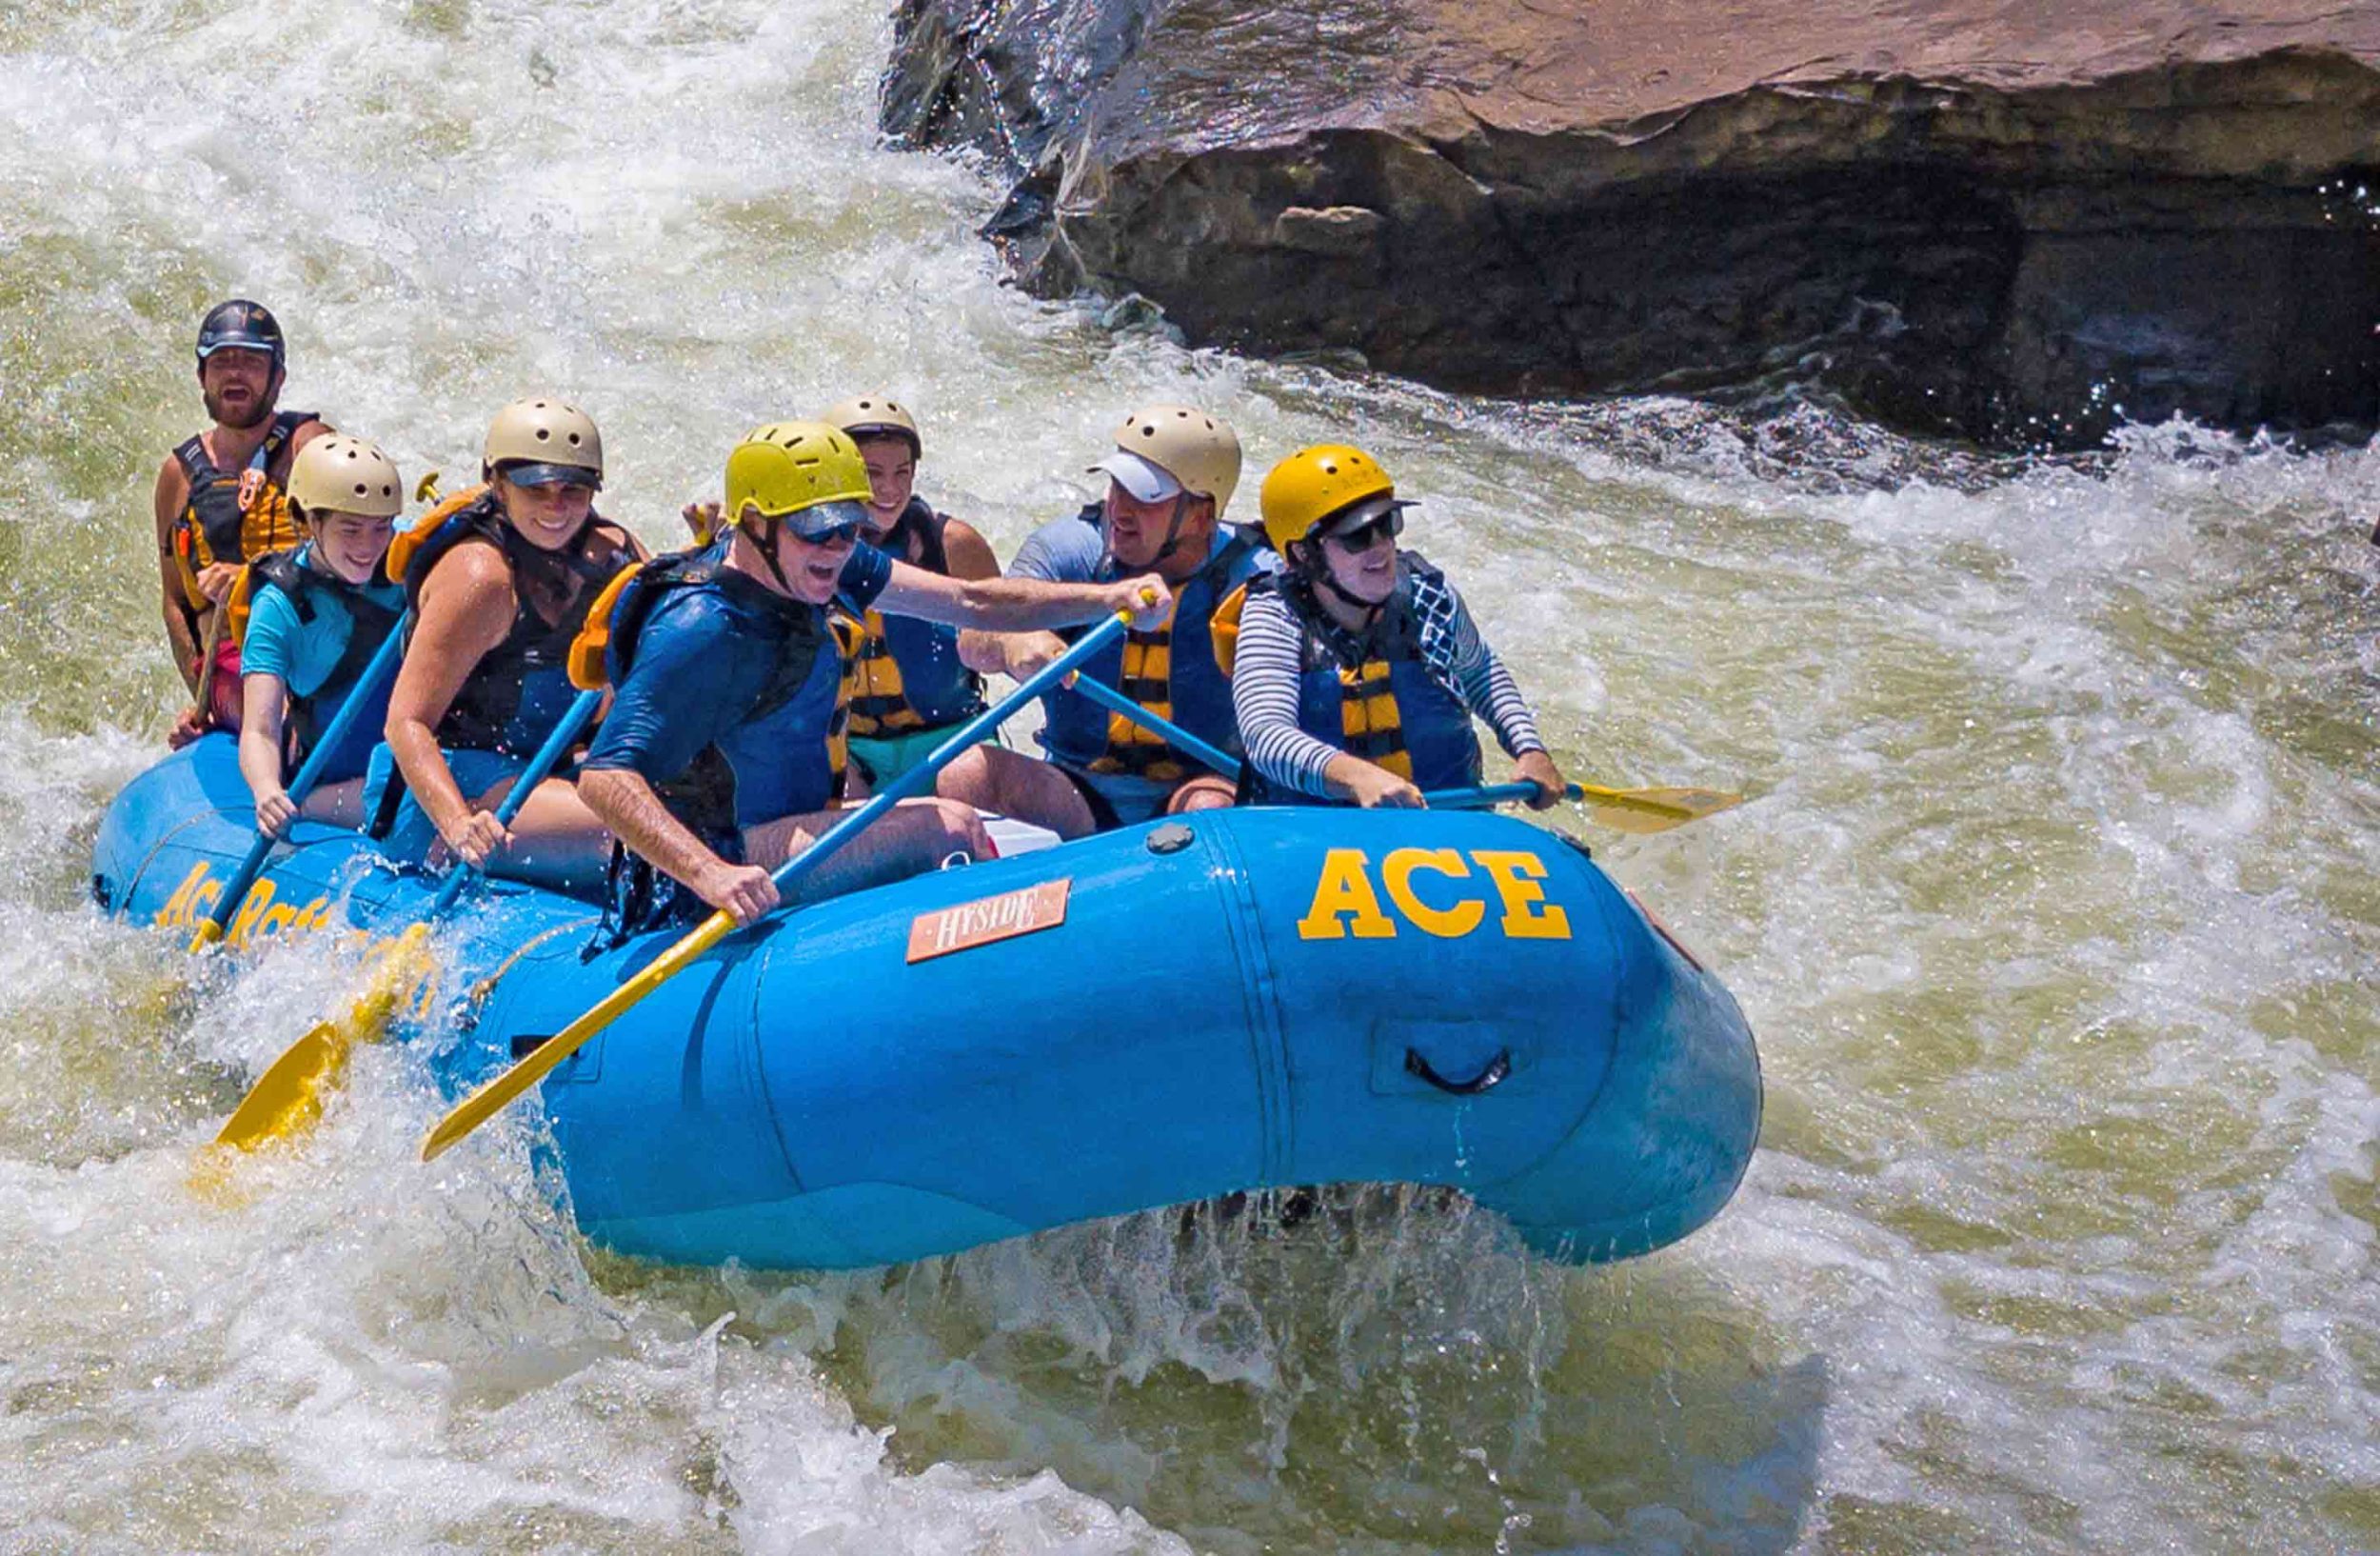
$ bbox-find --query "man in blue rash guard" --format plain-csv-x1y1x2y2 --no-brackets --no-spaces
576,421,1173,930
941,405,1267,838
234,433,407,834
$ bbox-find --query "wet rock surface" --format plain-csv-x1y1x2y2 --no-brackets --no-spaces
883,0,2380,448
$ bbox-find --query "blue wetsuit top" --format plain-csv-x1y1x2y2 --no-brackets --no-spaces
581,543,894,830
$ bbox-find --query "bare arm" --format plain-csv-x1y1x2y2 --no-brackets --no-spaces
945,520,1020,673
939,518,1001,583
877,563,1169,634
384,548,513,851
153,457,202,694
236,673,299,836
579,768,777,925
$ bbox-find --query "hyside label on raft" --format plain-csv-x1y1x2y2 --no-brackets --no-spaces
153,862,336,948
1297,848,1572,942
906,879,1072,963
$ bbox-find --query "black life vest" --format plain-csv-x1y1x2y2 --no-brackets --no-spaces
171,409,314,611
583,547,849,840
397,490,638,754
245,548,404,773
579,549,856,951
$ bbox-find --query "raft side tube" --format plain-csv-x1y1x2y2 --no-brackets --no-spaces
1473,886,1762,1261
1219,810,1627,1190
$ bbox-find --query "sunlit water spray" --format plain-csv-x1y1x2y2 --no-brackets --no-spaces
3,0,2377,1549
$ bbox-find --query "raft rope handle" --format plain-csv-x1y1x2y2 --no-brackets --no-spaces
1404,1047,1512,1095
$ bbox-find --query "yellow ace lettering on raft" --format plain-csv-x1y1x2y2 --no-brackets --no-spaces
1296,847,1572,941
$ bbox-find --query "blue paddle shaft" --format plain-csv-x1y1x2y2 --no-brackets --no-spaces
200,610,411,942
761,612,1134,902
427,687,604,916
1070,670,1571,810
1424,780,1580,809
1065,672,1242,779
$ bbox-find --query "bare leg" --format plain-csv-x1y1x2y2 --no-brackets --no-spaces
744,797,990,901
936,746,1097,840
1167,775,1238,814
472,774,616,891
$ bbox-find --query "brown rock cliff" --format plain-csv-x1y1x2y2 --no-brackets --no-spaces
885,0,2380,445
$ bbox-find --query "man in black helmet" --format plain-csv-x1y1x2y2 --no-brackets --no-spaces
153,300,328,747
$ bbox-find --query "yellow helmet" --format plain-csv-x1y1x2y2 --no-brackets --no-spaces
1259,444,1400,551
288,433,404,521
725,421,873,538
1092,405,1240,516
483,397,603,488
823,394,922,455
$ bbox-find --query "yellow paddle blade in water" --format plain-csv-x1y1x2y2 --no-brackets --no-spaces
420,908,736,1162
208,924,437,1154
1577,784,1744,834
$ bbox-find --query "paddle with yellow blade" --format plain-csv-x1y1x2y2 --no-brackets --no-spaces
1429,779,1742,831
211,687,604,1152
192,470,449,951
1065,672,1740,833
190,612,409,950
420,608,1141,1162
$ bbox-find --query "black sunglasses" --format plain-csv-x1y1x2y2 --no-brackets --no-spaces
1323,509,1404,552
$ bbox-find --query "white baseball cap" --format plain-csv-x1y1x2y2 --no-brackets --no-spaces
1086,449,1183,503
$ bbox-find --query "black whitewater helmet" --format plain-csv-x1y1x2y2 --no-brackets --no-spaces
195,300,287,368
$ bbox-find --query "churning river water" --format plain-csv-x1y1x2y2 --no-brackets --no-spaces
2,1,2376,1550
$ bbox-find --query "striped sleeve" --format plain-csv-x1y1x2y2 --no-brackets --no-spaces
1441,585,1547,758
1230,590,1344,799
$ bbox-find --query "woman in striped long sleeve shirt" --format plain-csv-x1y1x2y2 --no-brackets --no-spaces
1226,444,1567,810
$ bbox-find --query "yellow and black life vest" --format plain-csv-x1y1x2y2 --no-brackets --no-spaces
1225,564,1483,797
843,500,986,738
1087,624,1187,781
170,410,314,611
1039,519,1260,779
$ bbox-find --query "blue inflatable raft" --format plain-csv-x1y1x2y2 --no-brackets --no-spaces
93,736,1760,1268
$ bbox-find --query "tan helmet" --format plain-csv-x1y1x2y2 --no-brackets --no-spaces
482,397,604,487
824,394,922,455
1093,405,1240,516
288,434,404,520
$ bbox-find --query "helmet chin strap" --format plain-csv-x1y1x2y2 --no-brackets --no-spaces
1298,544,1385,623
1148,492,1194,569
744,514,798,595
1123,490,1217,574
